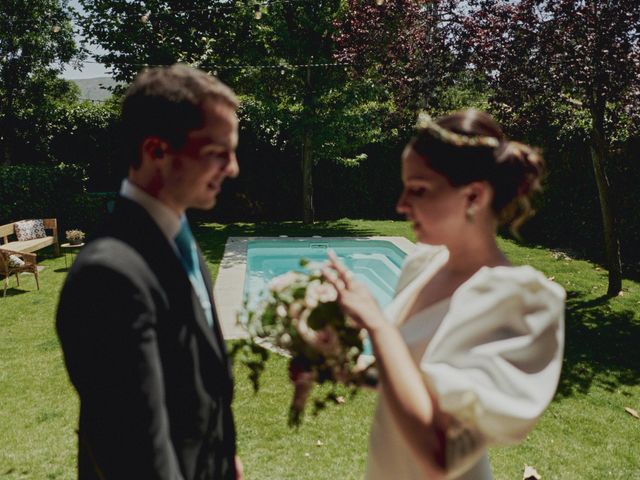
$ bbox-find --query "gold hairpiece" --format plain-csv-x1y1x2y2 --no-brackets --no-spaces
416,111,500,148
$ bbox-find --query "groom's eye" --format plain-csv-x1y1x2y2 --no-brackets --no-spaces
408,187,426,197
201,148,227,160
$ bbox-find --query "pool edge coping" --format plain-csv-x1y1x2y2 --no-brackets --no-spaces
213,236,416,339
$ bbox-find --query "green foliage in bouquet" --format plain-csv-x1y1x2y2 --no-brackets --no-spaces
235,259,366,426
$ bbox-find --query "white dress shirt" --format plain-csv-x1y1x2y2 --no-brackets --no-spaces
120,179,182,252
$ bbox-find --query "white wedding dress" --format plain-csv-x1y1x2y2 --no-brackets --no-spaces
365,245,565,480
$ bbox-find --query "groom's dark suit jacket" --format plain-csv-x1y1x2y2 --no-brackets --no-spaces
56,197,236,480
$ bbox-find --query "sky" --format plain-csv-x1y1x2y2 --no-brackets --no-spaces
60,0,109,80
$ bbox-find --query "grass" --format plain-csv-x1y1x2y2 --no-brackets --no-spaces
1,219,639,479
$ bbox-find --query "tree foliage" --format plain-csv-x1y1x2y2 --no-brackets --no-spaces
78,0,397,222
463,0,640,136
335,0,471,119
0,0,84,165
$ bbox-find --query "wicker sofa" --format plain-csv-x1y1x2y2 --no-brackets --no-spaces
0,219,59,256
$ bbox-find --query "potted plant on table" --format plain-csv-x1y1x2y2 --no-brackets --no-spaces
65,229,85,246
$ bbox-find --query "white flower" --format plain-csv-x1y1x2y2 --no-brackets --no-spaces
304,280,322,308
269,271,302,293
317,283,338,303
295,310,314,343
303,260,327,271
278,333,292,347
276,305,288,317
289,301,305,319
305,280,337,308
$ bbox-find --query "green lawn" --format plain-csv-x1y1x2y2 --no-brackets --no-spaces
1,220,639,479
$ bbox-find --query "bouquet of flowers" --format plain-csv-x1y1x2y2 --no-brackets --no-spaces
236,259,366,426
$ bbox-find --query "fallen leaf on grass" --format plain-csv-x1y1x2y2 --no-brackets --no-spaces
335,396,346,404
624,407,639,419
316,440,324,447
523,464,541,480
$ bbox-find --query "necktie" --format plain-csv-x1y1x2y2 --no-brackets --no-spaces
175,219,198,275
174,219,213,327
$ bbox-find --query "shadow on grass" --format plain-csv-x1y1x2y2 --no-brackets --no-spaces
503,233,640,282
195,220,385,265
0,287,31,298
556,291,640,398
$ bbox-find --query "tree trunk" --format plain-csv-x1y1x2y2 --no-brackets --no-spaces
589,111,622,296
302,132,314,224
1,113,15,166
302,65,314,224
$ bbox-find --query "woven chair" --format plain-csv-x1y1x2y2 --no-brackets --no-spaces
0,248,40,297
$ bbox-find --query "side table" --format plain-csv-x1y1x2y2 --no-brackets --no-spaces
61,243,85,268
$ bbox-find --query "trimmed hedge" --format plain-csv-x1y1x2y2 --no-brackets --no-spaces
5,99,638,273
0,164,112,238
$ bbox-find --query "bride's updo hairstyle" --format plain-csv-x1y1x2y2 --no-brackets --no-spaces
410,109,544,235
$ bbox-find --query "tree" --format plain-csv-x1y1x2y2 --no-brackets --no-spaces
335,0,471,121
0,0,83,165
78,0,394,223
464,0,640,296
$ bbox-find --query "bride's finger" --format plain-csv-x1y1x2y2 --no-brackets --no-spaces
327,250,353,288
322,267,346,292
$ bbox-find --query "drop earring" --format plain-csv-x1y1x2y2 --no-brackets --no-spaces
466,206,475,223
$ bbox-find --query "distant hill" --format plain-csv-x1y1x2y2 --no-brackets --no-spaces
71,77,122,102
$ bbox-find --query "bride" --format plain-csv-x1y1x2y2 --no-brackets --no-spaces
324,109,565,479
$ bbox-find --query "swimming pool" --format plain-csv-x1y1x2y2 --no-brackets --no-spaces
244,239,407,308
213,236,415,339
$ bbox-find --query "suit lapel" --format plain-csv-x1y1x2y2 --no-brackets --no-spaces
187,279,226,365
196,247,227,359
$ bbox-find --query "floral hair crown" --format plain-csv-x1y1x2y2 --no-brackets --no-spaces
415,111,501,149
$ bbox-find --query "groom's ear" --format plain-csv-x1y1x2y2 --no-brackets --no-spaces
141,137,170,163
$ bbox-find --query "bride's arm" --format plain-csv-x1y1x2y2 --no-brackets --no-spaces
324,253,447,478
369,321,448,478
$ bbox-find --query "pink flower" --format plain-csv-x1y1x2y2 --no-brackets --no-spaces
295,314,340,356
315,326,340,356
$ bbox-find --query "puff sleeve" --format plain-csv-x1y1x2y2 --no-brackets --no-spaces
420,266,565,457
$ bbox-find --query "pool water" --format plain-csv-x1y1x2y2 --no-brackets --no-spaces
244,239,406,307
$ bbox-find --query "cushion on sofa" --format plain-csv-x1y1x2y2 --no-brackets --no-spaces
14,220,46,241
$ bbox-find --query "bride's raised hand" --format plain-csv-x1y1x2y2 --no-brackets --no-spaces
323,250,386,332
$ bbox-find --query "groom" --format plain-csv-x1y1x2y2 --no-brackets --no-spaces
56,65,242,479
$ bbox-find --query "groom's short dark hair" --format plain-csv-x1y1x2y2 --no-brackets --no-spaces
121,64,238,169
